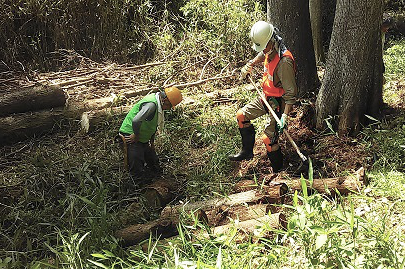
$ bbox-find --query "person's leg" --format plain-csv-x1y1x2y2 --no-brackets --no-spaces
144,144,161,176
262,97,283,172
127,142,146,180
229,97,267,161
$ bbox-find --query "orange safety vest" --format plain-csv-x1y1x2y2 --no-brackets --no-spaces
261,50,295,97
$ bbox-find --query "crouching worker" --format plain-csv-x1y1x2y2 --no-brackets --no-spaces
119,87,182,181
229,21,297,173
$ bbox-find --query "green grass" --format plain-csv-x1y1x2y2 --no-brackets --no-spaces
1,6,405,269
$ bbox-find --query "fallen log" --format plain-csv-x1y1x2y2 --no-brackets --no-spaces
0,85,66,116
141,179,177,210
116,203,278,246
275,167,366,194
160,185,288,221
209,213,286,238
0,108,65,145
115,218,178,247
80,106,131,133
204,203,271,227
234,167,366,195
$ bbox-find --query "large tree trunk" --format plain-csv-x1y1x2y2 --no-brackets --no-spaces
0,85,65,116
322,0,337,52
309,0,326,64
267,0,320,96
315,0,384,135
0,109,65,145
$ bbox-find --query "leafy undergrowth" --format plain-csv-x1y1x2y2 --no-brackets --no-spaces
1,44,405,269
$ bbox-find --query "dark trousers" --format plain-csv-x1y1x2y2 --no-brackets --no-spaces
127,141,160,179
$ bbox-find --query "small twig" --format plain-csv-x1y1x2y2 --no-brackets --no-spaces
163,58,207,86
170,69,237,89
123,61,180,71
199,56,219,80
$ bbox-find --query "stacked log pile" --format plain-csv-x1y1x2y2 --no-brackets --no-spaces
116,167,366,246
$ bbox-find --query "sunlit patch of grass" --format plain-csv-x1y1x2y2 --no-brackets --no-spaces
383,40,405,106
367,171,405,199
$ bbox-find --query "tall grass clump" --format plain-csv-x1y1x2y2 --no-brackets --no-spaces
152,0,265,73
0,0,184,71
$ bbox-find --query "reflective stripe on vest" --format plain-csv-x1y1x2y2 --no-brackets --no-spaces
261,50,294,97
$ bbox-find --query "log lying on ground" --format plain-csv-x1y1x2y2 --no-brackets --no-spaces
141,179,178,210
208,213,286,238
116,203,278,246
0,108,65,145
276,167,366,194
80,106,131,133
160,185,288,221
115,218,178,247
234,167,366,195
203,203,271,227
0,85,66,116
117,185,288,246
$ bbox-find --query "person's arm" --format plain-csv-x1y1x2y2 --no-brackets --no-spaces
128,102,157,143
240,52,266,80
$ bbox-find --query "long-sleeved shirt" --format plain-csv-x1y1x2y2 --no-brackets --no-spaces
256,51,297,105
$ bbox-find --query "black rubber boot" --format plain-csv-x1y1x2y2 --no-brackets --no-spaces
267,148,283,173
229,125,255,161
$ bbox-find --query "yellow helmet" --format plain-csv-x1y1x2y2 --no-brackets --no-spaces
164,87,182,107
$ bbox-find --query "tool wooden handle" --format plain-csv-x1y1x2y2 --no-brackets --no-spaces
248,76,307,162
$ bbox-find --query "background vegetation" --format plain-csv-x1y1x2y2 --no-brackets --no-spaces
0,0,404,268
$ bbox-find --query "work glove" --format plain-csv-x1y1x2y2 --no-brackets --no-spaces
239,62,253,81
277,113,288,133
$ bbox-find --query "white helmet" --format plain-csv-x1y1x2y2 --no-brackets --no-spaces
250,21,274,52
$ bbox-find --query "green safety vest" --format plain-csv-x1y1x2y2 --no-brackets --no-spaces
119,94,159,143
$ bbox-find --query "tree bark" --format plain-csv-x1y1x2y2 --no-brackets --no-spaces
315,0,384,135
309,0,326,64
267,0,320,96
142,179,177,210
0,108,65,145
80,106,131,133
0,85,66,116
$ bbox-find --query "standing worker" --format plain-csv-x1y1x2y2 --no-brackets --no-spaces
229,21,297,173
119,87,182,180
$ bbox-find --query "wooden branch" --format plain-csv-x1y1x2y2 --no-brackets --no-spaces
123,61,180,71
199,56,219,80
0,85,66,116
170,71,237,89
